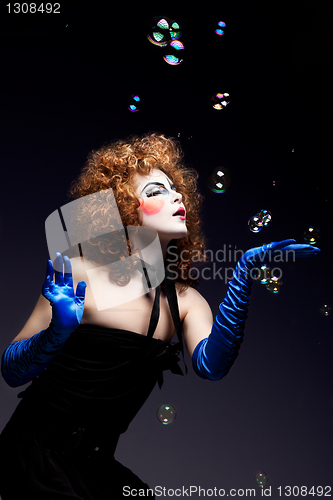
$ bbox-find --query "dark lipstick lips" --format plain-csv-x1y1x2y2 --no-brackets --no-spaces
173,207,185,216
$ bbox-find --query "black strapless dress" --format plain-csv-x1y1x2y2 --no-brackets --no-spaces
0,282,185,500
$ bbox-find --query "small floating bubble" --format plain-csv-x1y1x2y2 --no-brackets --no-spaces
257,209,272,227
266,277,283,294
254,472,269,488
128,95,141,112
211,92,230,110
320,304,332,316
156,404,177,425
304,226,321,245
215,21,226,35
252,264,272,284
248,215,262,233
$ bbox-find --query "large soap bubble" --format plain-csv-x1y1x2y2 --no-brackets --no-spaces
248,215,262,233
147,17,182,47
248,210,272,232
257,209,272,227
163,40,184,66
207,167,231,193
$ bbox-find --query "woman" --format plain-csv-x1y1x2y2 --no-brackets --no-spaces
0,133,320,499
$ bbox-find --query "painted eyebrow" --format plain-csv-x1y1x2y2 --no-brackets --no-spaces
140,181,176,193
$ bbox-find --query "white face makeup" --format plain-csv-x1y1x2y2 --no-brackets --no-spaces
134,169,187,245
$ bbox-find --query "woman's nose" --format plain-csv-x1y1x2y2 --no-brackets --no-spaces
172,190,182,203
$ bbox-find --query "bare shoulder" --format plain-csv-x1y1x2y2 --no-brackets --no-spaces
176,285,214,357
176,285,211,317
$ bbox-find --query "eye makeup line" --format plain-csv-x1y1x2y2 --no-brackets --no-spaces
140,180,176,194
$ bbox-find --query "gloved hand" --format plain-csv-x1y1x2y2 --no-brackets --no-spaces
43,253,87,337
1,253,87,387
240,239,320,275
192,239,320,381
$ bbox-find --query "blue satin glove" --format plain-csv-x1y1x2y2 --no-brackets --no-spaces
192,239,320,381
1,253,86,387
43,253,86,336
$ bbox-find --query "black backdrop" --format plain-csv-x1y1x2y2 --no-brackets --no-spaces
1,1,332,496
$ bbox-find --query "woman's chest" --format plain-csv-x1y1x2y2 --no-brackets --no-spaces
81,287,185,343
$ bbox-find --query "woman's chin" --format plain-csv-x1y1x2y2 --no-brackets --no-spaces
159,229,188,242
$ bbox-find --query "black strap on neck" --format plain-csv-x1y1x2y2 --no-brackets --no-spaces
139,257,187,373
163,275,183,356
147,285,161,339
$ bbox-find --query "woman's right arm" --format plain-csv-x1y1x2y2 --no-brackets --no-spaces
12,294,52,343
1,253,86,387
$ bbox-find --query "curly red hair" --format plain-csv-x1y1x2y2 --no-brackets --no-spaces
66,132,206,290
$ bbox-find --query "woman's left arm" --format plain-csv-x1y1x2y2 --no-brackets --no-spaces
183,239,321,381
182,287,214,358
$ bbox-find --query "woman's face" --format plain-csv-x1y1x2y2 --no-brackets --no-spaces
134,169,187,243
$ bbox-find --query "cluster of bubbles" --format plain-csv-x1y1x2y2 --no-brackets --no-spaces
304,226,321,245
128,95,141,113
215,21,226,35
147,17,184,66
254,472,269,488
248,209,272,233
253,264,283,294
211,92,230,110
156,404,177,425
207,166,232,193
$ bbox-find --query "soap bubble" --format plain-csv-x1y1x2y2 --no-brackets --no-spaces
266,277,283,293
304,226,321,245
207,167,231,193
215,21,226,35
211,93,230,110
128,95,141,112
252,264,272,284
248,216,262,233
320,304,332,316
156,404,177,425
257,209,272,227
169,21,182,41
147,17,182,47
254,472,269,488
163,40,184,66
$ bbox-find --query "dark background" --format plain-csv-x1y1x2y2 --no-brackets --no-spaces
1,0,332,495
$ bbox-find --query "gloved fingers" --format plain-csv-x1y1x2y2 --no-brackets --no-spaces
75,281,87,305
244,240,296,261
54,253,65,286
265,239,296,253
45,259,54,281
279,244,321,257
63,255,74,287
42,260,55,299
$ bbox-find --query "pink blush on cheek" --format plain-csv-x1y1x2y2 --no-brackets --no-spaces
140,197,164,215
